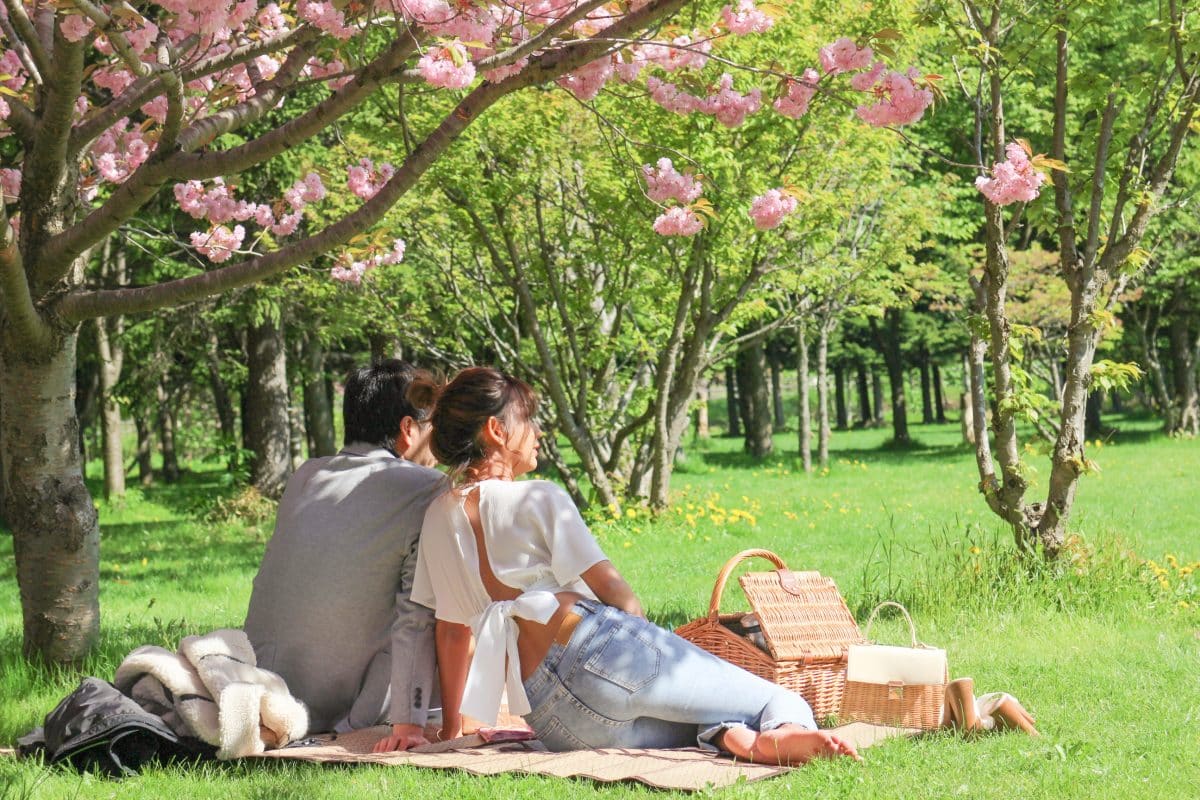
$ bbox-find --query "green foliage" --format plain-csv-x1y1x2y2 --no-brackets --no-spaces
1088,359,1144,393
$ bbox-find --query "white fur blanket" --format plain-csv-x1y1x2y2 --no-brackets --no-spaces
114,628,308,759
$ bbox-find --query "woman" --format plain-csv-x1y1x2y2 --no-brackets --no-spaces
411,367,860,764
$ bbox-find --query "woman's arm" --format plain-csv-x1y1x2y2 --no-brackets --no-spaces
581,560,644,618
435,619,473,740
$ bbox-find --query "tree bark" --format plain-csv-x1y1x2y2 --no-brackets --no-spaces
817,325,831,469
933,362,947,423
797,325,811,472
724,363,741,437
736,338,773,458
1,331,100,662
245,314,292,498
856,364,871,427
302,335,337,457
770,355,786,430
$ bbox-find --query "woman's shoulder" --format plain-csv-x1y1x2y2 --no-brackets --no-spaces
483,478,572,505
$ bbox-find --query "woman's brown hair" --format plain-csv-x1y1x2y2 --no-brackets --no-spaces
429,367,539,475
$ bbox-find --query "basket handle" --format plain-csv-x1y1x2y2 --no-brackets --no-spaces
862,601,920,647
707,549,788,619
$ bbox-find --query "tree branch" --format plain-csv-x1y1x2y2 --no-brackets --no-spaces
1051,16,1079,278
1083,92,1121,266
0,207,52,351
1,0,50,79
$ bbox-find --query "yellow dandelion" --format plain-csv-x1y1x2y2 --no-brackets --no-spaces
623,541,633,548
626,508,638,519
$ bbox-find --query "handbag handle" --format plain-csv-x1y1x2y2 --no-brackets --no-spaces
862,601,920,648
707,549,788,620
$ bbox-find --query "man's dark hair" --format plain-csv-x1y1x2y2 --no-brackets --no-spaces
343,360,431,447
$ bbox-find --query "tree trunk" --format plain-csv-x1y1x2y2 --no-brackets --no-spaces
919,354,935,425
1169,314,1200,435
724,363,741,437
135,416,153,487
1,331,100,663
856,364,871,427
872,369,885,426
157,381,180,483
933,363,947,423
205,329,238,447
692,379,710,440
1085,390,1104,439
95,317,125,501
817,326,831,469
770,355,786,430
245,315,293,498
736,339,773,458
875,313,909,444
834,364,848,430
302,336,337,457
288,392,306,471
797,325,812,472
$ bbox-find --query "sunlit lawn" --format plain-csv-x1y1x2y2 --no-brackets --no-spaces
2,414,1198,798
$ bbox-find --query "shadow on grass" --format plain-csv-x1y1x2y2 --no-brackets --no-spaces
691,439,972,471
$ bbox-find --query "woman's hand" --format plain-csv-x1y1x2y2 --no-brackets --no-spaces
371,723,430,753
581,560,644,618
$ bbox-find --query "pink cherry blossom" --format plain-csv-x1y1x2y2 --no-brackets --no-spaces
818,37,873,75
557,56,614,101
643,35,711,72
975,141,1046,206
191,225,246,263
60,15,95,43
0,167,21,202
142,96,170,124
854,67,933,127
127,22,159,54
774,68,820,119
347,158,395,200
647,76,703,115
721,0,773,35
93,67,136,96
653,206,704,237
615,48,647,83
702,73,762,128
0,98,10,122
0,51,26,91
296,0,355,39
270,210,303,236
330,238,405,284
642,158,703,204
418,42,476,90
748,188,797,230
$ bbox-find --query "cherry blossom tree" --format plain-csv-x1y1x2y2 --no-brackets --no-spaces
0,0,937,662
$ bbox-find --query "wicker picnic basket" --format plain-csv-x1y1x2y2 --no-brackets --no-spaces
675,549,865,721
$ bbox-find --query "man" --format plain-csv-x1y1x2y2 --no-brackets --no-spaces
244,359,444,752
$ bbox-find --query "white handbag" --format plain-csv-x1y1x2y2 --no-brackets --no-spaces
840,602,947,729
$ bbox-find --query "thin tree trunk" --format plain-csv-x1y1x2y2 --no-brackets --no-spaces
724,363,741,437
1170,313,1200,435
770,355,786,430
135,416,153,487
302,336,337,457
95,317,125,500
288,392,305,472
872,369,885,426
817,325,831,469
205,329,237,447
856,364,871,427
834,364,848,430
797,325,812,472
933,362,947,423
736,338,773,458
919,354,935,425
874,313,909,444
157,381,180,483
1085,390,1104,438
1,331,101,662
245,315,292,498
692,378,710,440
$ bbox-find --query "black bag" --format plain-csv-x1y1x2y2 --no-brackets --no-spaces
18,677,215,776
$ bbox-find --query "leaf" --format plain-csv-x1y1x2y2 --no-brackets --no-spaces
872,28,905,41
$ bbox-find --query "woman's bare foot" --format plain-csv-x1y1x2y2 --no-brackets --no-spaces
721,724,862,765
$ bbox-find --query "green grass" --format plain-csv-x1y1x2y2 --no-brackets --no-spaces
3,415,1199,798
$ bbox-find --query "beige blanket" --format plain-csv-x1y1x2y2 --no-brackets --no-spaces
251,723,918,791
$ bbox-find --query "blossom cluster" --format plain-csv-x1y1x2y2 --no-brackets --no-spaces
642,158,705,237
330,239,407,284
346,158,396,201
748,189,798,230
975,141,1047,206
721,0,774,35
646,74,762,128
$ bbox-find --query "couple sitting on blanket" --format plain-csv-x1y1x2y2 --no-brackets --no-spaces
244,361,860,764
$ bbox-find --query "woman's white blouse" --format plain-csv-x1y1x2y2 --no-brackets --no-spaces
411,479,608,724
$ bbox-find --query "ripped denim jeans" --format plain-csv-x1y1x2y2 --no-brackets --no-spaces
521,599,817,752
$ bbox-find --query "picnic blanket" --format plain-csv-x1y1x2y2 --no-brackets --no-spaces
251,723,919,791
